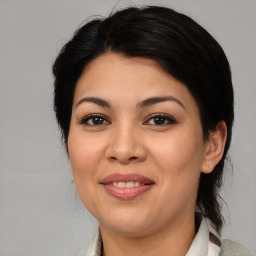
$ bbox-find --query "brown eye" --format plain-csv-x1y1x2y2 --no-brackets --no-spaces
80,114,110,126
145,114,176,126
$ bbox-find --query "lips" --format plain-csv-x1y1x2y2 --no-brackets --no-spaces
100,173,155,200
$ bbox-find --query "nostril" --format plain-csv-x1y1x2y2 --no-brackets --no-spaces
108,155,138,163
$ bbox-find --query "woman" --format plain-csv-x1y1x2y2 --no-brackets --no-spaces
52,6,252,256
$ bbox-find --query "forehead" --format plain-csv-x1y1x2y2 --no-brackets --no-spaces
78,52,166,87
74,52,197,110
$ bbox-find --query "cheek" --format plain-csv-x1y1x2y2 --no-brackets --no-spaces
67,133,105,213
68,132,105,180
151,132,204,171
149,130,204,197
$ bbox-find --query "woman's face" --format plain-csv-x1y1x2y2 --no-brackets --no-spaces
68,52,209,236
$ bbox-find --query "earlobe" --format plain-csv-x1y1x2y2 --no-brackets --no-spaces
201,121,227,174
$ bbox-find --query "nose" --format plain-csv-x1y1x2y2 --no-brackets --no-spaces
105,123,147,164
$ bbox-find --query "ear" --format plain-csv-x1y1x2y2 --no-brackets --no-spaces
201,121,227,174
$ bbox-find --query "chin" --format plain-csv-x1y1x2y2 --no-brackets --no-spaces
99,211,154,236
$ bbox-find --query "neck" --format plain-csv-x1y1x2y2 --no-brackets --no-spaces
100,214,196,256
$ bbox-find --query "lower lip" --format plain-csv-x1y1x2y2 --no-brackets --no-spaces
103,184,153,200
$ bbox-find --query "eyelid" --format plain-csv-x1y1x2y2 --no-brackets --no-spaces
143,113,177,125
78,113,111,125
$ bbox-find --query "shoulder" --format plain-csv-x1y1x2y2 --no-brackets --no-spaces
220,239,254,256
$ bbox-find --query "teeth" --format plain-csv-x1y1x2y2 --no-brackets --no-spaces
126,181,135,188
135,182,141,187
112,181,144,188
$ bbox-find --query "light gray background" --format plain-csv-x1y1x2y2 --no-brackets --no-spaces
0,0,255,255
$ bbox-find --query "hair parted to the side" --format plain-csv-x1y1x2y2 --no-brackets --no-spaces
52,6,234,233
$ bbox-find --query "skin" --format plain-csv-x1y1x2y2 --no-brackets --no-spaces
68,52,227,256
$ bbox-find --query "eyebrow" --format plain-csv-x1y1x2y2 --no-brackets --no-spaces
75,95,185,110
75,97,111,108
137,96,185,109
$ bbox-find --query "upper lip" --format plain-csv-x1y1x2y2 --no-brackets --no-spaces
100,173,155,185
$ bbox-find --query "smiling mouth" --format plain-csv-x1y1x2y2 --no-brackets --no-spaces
100,173,155,200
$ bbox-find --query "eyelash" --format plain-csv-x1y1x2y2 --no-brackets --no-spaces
144,113,177,126
79,114,110,126
78,113,176,126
